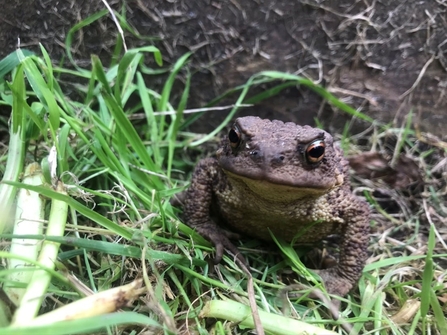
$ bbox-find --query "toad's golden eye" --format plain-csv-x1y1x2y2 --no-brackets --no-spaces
306,139,325,164
228,127,241,148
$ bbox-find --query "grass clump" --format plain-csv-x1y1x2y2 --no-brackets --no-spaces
0,9,446,335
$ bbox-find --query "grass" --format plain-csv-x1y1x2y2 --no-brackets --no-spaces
0,9,446,335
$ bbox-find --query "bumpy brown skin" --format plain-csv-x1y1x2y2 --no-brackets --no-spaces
182,116,370,297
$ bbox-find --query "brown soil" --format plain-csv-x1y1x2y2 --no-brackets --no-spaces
0,0,446,135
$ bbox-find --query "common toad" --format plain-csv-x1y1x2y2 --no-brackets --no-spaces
182,116,370,297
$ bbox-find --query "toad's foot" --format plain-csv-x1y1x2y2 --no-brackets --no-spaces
193,224,245,265
314,268,355,298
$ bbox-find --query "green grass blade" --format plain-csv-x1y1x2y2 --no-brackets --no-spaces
100,90,164,190
420,224,435,317
65,10,108,70
157,52,191,112
430,289,447,333
114,50,141,102
0,234,202,266
39,44,54,91
0,64,26,234
166,72,190,178
136,72,161,164
0,312,161,335
91,55,113,96
1,181,132,240
257,71,374,122
0,49,34,79
20,56,60,142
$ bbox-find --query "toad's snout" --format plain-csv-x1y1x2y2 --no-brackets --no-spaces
249,146,288,168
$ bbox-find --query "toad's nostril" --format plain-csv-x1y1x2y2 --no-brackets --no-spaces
271,155,285,165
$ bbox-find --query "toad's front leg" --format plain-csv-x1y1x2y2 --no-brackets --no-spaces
182,158,243,264
316,198,370,297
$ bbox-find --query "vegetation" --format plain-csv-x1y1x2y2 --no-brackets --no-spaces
0,9,446,335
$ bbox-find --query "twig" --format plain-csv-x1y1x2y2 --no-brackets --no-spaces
329,87,379,106
399,55,435,99
237,259,265,335
422,199,447,251
101,0,127,52
129,104,253,119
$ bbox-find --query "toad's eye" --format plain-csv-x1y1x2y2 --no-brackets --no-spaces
228,127,241,148
306,139,325,164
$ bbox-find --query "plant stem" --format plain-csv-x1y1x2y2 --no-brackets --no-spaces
11,181,68,324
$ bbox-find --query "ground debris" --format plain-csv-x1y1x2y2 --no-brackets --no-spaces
348,152,422,190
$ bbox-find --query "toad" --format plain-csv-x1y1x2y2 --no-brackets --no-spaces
181,116,370,297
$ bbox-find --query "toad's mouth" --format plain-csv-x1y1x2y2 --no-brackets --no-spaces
222,168,343,192
222,169,342,201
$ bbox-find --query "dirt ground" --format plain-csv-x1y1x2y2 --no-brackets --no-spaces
0,0,446,135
